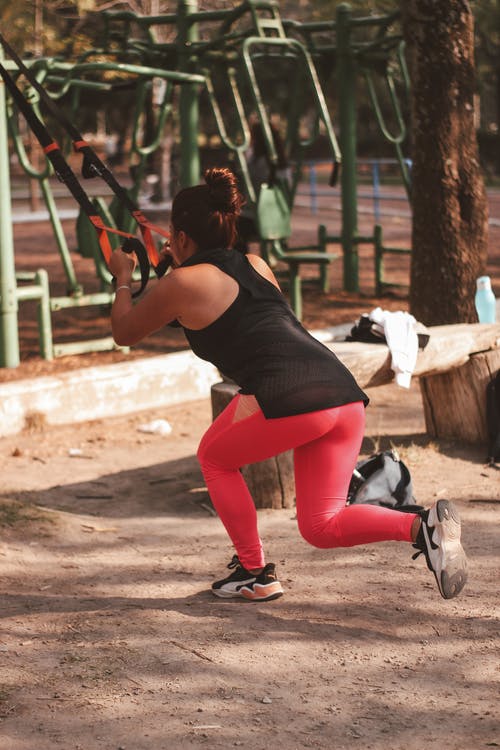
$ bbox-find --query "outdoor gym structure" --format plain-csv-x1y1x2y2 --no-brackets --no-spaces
0,0,411,367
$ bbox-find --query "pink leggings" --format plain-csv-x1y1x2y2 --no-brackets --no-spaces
197,396,416,570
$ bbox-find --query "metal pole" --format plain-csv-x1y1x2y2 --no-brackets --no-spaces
177,0,200,188
0,49,20,367
28,0,43,211
371,159,381,223
309,162,318,215
336,3,359,292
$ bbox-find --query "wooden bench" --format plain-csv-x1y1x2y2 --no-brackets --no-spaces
211,322,500,509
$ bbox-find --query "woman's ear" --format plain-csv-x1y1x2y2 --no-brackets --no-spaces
177,229,188,248
179,229,198,255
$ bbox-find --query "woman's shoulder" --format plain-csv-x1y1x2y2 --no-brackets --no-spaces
170,261,223,280
246,253,281,289
168,260,238,296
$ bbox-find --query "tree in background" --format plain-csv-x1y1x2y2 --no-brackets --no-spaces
401,0,489,325
474,0,500,175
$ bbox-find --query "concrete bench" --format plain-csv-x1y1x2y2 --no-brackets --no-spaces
211,322,500,509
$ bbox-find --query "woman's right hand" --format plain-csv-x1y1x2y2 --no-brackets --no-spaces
109,247,136,283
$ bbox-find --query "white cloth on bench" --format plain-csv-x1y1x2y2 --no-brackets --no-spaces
369,307,419,389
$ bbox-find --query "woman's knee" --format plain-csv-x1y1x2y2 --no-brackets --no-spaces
197,439,238,481
297,518,341,549
197,440,217,475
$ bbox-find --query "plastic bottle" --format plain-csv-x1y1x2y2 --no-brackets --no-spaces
475,276,497,323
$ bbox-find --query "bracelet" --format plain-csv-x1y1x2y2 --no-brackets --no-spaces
115,285,131,293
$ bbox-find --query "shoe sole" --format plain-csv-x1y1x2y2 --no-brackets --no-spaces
426,499,468,599
211,575,257,599
211,588,243,599
239,581,284,602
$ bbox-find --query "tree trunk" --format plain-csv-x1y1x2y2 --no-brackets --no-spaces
496,55,500,175
401,1,489,325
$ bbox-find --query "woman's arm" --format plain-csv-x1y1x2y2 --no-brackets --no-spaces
109,248,240,346
111,273,185,346
109,248,183,346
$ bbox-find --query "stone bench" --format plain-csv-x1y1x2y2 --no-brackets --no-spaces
211,322,500,509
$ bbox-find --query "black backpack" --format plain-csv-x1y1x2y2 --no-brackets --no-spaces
486,370,500,465
346,313,430,349
347,448,423,512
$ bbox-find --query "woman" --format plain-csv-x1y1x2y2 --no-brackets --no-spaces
109,167,468,603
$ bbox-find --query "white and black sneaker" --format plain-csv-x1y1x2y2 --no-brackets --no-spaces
239,563,284,602
412,499,468,599
211,555,258,599
211,556,284,601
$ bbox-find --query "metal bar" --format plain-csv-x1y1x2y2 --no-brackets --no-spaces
50,292,115,311
178,0,200,188
371,159,381,223
35,269,53,360
47,60,205,86
104,10,177,25
15,284,47,302
39,177,82,294
52,337,125,358
0,46,19,367
309,163,318,214
336,3,359,292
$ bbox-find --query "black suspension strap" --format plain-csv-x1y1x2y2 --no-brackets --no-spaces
0,34,172,296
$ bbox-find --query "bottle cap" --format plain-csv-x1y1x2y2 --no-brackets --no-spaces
476,276,492,290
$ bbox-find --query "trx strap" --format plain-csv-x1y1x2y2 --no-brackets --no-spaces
0,33,171,297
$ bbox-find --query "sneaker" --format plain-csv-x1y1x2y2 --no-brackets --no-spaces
211,555,257,599
412,499,468,599
239,563,284,602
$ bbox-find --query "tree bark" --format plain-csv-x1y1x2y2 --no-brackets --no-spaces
401,0,489,325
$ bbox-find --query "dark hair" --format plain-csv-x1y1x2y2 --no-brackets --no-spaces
171,167,244,250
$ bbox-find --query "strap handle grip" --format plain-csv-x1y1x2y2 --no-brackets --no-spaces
121,237,151,299
154,254,172,278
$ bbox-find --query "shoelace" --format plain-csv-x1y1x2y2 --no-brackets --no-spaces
411,520,435,572
226,555,242,570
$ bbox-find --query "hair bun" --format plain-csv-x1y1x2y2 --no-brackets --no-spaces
204,167,243,214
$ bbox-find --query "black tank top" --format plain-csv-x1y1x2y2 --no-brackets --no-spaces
173,248,368,418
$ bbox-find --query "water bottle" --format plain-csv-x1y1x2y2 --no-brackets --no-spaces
475,276,496,323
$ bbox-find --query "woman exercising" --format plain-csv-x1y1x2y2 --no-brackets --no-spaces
109,167,467,603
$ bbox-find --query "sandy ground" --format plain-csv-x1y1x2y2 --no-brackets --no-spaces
1,382,499,750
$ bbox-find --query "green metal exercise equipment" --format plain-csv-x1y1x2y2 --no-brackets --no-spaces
337,5,411,293
89,0,411,301
173,0,343,319
0,1,413,367
0,45,203,364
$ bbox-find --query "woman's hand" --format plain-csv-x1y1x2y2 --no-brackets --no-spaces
155,241,173,277
109,247,137,284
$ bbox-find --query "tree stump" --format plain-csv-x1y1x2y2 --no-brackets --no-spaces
419,349,500,444
210,381,295,510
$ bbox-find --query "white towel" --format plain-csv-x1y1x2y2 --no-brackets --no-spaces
369,307,419,388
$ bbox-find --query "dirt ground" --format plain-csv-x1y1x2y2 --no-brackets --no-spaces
1,194,500,749
1,385,499,750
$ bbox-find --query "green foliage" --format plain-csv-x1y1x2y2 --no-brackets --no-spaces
307,0,399,19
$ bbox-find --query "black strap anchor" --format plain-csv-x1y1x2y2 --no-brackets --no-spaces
0,33,172,297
